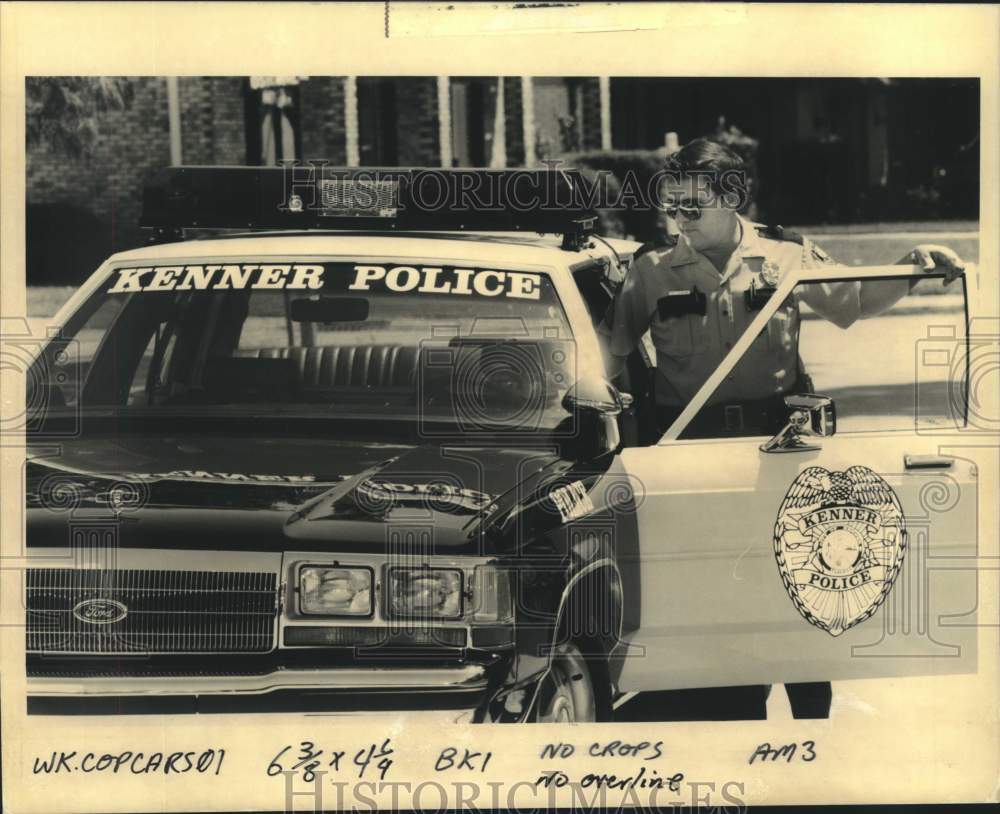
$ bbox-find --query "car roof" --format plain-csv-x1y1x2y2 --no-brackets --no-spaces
107,230,642,269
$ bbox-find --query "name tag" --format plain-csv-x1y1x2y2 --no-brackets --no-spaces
657,288,706,318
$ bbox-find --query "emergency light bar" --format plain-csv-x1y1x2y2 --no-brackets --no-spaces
141,166,599,249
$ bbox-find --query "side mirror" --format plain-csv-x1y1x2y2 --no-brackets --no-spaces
559,378,632,461
561,377,633,417
785,394,836,437
760,393,836,453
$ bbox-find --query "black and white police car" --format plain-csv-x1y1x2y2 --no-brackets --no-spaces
24,167,979,721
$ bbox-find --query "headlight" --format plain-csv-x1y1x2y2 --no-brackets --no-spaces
299,566,373,616
387,568,463,619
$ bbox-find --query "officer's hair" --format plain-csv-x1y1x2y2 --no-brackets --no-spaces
665,138,743,176
663,138,751,208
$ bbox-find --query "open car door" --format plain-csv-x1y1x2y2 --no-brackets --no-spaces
614,263,982,692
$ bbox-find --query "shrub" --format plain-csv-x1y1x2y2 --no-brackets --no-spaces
564,149,669,243
27,203,113,286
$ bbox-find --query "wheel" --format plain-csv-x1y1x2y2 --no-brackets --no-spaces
533,641,602,723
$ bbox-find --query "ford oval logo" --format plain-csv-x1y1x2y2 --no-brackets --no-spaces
72,598,128,625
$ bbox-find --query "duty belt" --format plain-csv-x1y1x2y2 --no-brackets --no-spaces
659,395,788,438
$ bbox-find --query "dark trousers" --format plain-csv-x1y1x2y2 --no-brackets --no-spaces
785,681,833,718
612,683,831,721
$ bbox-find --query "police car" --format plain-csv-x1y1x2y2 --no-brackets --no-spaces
24,167,980,720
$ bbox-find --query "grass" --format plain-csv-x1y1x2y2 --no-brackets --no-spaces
794,220,978,235
797,234,979,268
27,286,76,317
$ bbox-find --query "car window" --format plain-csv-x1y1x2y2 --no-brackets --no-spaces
29,259,578,432
677,276,968,439
39,295,126,408
572,262,614,329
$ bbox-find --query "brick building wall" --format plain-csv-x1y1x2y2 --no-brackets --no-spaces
178,77,246,165
300,77,347,163
27,76,250,283
27,77,173,283
26,75,606,284
26,76,171,243
394,77,440,166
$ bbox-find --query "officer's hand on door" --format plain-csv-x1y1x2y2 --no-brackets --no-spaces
898,244,965,285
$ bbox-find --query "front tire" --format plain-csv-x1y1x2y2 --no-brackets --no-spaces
533,641,609,722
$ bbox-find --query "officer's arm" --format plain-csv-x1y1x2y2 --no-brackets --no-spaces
597,262,654,378
793,241,860,329
795,239,909,329
850,244,963,319
857,278,912,318
797,281,863,329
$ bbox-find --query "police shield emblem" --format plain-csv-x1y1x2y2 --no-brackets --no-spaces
773,466,907,636
760,259,781,287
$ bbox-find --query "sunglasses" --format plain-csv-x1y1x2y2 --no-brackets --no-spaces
662,202,703,221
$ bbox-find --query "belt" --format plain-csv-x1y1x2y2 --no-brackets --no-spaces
704,398,782,433
657,394,788,437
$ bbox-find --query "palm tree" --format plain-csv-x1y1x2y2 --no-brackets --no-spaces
26,77,134,158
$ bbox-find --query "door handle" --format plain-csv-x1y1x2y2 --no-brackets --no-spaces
904,454,954,470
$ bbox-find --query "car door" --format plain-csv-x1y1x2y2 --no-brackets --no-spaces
614,263,981,692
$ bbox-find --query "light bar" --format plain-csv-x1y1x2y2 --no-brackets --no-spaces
140,166,598,247
317,178,399,218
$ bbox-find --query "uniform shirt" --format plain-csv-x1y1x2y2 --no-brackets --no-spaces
601,216,865,408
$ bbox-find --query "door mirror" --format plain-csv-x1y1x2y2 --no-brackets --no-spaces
561,377,633,417
761,394,836,453
785,394,836,437
559,377,632,461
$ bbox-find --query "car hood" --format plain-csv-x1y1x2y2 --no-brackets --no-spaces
25,433,565,553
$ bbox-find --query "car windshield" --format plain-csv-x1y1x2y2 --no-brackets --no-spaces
30,259,580,432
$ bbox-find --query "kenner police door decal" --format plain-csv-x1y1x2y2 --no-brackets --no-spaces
773,466,907,636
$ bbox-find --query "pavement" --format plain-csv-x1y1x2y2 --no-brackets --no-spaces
612,672,983,723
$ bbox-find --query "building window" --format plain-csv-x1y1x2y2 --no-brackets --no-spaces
450,78,498,167
357,78,398,166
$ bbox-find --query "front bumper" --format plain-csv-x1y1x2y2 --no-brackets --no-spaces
27,664,494,716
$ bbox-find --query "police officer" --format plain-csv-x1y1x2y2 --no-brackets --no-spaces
601,138,964,720
602,138,965,440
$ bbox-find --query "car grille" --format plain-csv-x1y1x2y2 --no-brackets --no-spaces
26,569,278,654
